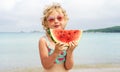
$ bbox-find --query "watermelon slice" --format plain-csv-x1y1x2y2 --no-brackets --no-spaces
49,29,82,45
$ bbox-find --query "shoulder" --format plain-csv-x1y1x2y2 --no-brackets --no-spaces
38,36,49,58
38,36,47,49
38,36,48,50
39,36,46,44
39,36,46,43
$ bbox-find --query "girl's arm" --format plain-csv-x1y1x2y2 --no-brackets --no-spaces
38,37,59,69
64,50,74,70
64,41,78,70
38,37,65,69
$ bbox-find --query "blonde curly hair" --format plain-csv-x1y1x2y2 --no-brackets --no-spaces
41,3,69,31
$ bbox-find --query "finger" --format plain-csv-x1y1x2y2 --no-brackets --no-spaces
55,43,62,50
56,43,64,49
74,41,78,45
59,44,66,49
68,42,71,47
56,43,63,47
56,43,60,46
71,42,75,46
59,45,68,50
60,43,64,46
69,42,74,48
72,41,78,46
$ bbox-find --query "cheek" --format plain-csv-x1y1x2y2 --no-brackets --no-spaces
47,22,54,28
61,21,66,26
46,21,51,28
61,21,67,28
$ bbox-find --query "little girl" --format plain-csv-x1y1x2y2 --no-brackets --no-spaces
38,3,78,72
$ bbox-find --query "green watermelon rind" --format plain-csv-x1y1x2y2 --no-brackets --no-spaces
49,29,61,44
47,29,57,43
49,29,83,45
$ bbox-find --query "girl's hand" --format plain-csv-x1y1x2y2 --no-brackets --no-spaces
67,41,78,52
54,43,67,54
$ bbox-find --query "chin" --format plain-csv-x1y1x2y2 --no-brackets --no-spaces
54,27,63,29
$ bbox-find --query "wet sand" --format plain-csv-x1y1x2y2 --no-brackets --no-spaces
1,64,120,72
70,68,120,72
1,67,120,72
1,68,120,72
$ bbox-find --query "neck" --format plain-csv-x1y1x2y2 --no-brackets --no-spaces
46,33,53,42
46,33,56,46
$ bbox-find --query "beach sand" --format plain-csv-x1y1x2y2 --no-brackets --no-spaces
1,64,120,72
70,68,120,72
1,67,120,72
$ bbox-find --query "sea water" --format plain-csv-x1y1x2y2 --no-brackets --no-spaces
0,32,120,70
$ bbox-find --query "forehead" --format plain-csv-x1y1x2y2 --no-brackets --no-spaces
48,9,64,16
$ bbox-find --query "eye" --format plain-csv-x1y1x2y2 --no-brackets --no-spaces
57,16,63,21
49,18,54,22
47,17,55,22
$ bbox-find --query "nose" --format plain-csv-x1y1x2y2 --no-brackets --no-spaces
54,18,59,23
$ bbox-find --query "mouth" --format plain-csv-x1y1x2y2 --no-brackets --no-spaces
54,25,60,28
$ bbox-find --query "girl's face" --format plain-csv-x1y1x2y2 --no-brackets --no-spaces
47,10,66,29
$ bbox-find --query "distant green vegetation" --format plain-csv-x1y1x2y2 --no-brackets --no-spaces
84,26,120,33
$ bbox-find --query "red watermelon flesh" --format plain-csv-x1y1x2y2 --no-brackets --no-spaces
50,29,82,45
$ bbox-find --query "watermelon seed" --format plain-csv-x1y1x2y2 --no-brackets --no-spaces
74,31,77,33
67,38,70,41
68,32,71,35
60,36,63,38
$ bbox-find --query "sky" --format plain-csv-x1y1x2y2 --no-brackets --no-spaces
0,0,120,32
